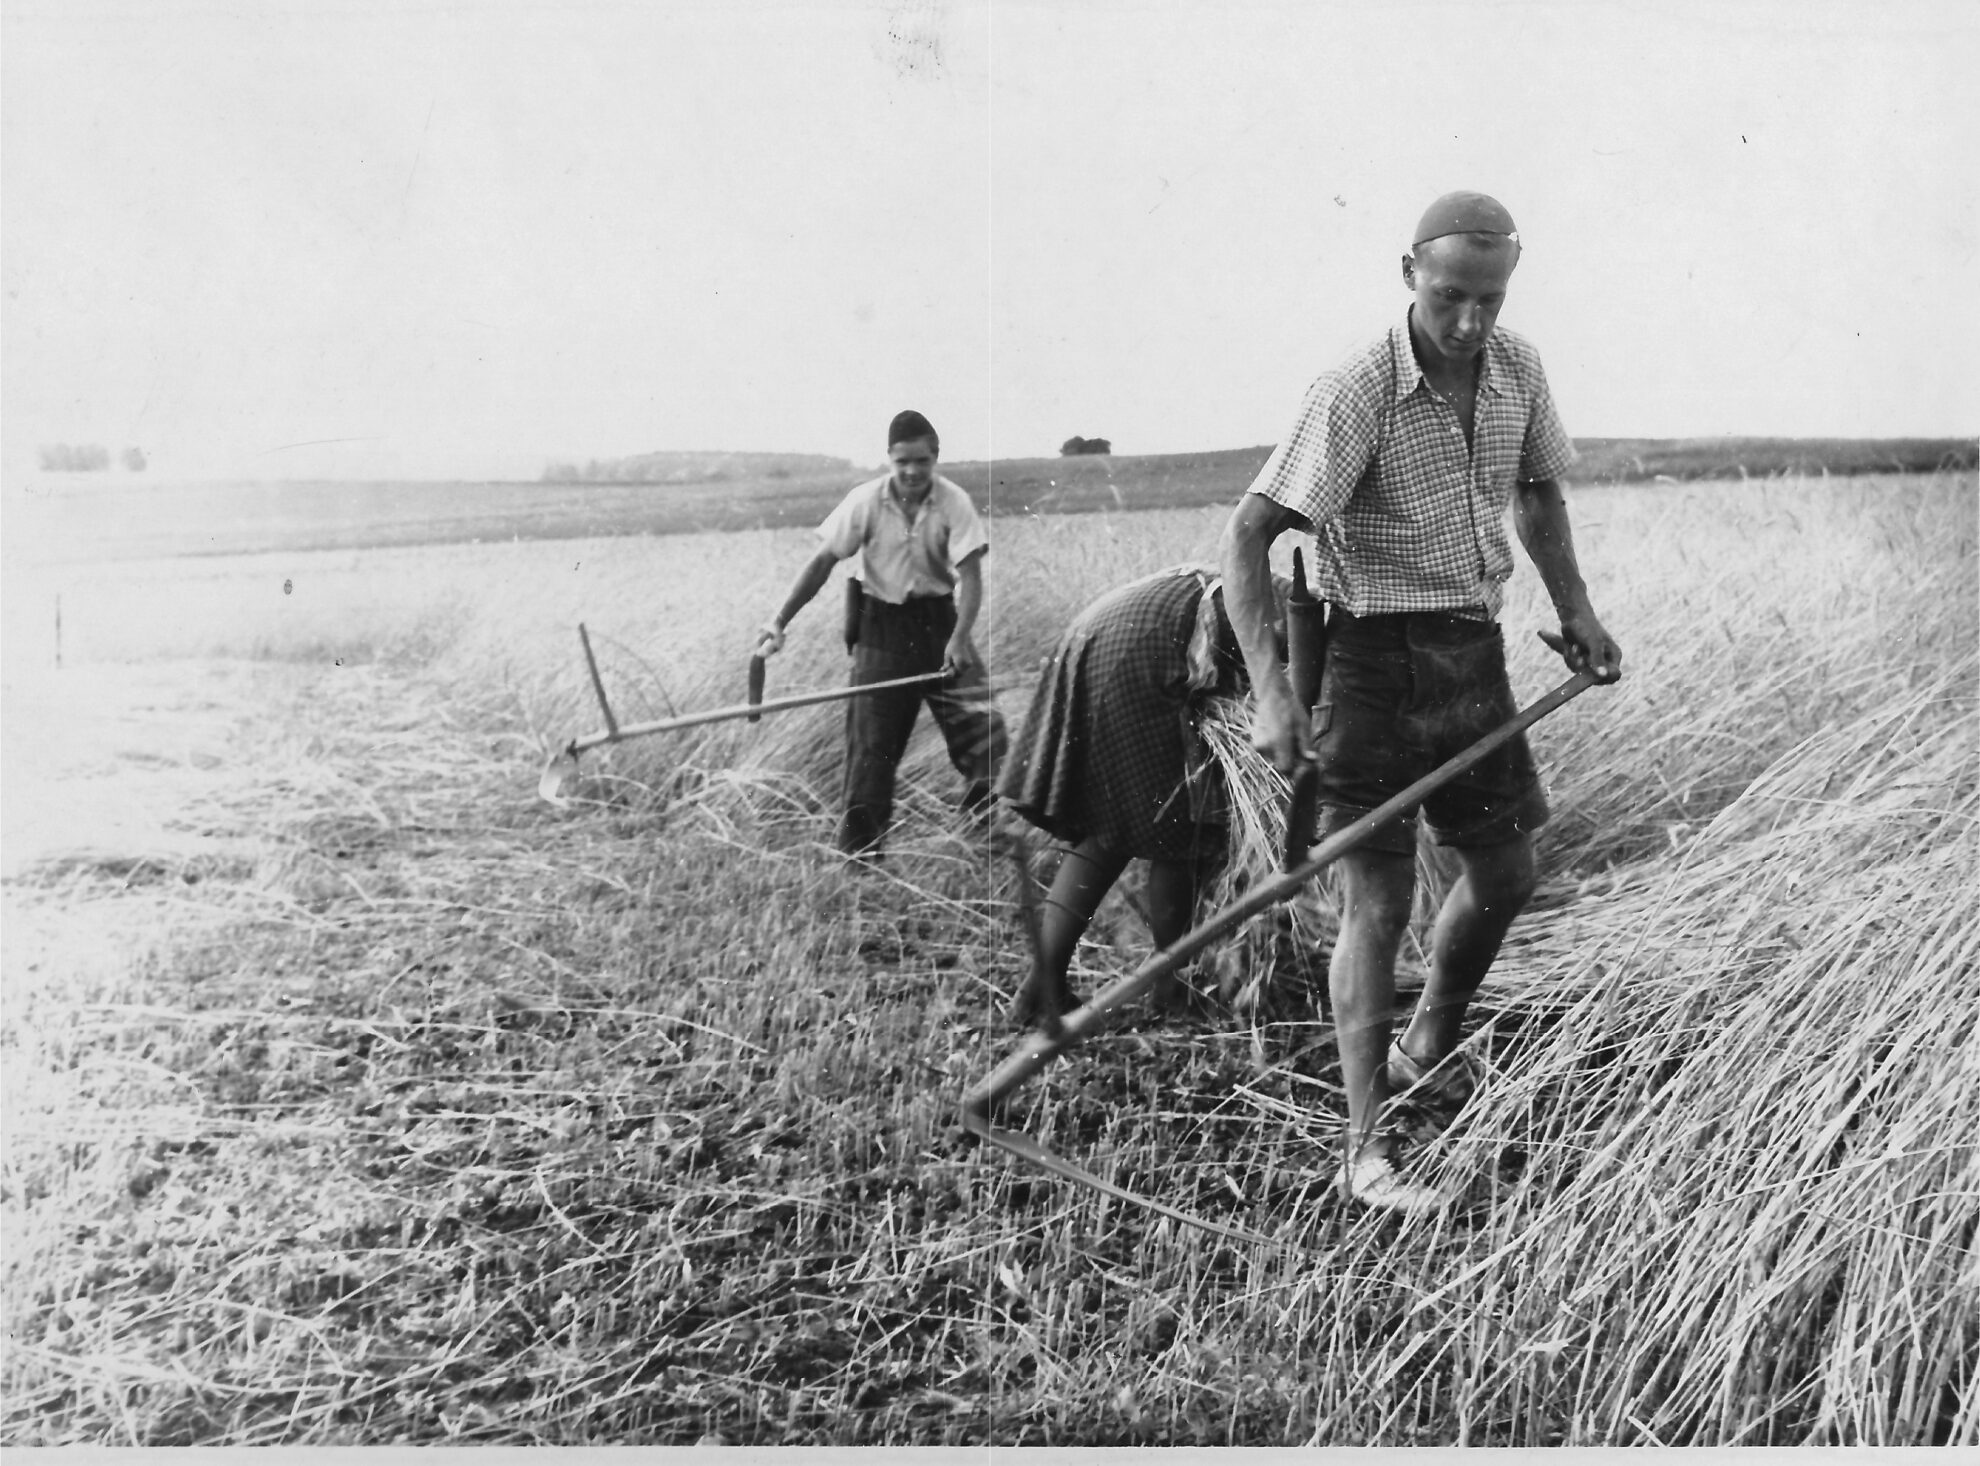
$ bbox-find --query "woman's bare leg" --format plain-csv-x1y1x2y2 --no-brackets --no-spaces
1011,837,1128,1029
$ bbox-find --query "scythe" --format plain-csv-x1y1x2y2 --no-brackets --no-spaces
537,623,948,804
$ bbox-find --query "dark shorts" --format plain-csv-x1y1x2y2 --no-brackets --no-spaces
1312,609,1548,857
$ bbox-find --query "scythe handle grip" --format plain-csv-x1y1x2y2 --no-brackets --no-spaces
578,623,619,738
1284,760,1319,872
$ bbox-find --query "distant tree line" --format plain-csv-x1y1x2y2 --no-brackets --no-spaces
543,450,852,484
38,443,145,472
1060,435,1112,456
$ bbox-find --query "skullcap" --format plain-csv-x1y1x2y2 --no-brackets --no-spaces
1411,191,1520,249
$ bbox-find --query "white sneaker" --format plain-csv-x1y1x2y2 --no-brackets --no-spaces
1340,1147,1448,1217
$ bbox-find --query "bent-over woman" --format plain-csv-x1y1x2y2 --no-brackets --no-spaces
998,565,1273,1028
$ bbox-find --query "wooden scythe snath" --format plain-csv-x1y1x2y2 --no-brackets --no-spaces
537,623,949,803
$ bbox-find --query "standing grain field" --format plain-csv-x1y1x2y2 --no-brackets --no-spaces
2,473,1974,1445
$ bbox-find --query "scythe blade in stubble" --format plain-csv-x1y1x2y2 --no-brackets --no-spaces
537,744,583,805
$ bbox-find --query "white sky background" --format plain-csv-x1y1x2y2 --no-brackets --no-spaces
3,0,1974,481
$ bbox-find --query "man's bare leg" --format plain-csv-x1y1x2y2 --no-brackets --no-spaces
1329,848,1418,1155
1396,835,1537,1067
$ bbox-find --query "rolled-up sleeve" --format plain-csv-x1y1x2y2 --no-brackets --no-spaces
815,485,871,560
1517,354,1577,483
943,491,989,566
1247,371,1382,529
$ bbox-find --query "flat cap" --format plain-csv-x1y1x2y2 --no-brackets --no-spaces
1412,191,1520,248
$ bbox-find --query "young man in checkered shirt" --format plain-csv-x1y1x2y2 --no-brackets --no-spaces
1218,191,1623,1216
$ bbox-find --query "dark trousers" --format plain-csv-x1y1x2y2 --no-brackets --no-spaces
841,593,1007,853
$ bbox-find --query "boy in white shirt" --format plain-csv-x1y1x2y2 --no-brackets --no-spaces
759,410,1007,856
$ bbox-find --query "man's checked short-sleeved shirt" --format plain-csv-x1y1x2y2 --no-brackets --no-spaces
1247,309,1577,620
816,472,990,604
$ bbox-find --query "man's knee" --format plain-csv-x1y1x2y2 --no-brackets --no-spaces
983,711,1010,768
1458,836,1538,912
1337,852,1416,947
958,698,1007,765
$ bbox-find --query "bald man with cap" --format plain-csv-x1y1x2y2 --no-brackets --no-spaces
1219,191,1622,1216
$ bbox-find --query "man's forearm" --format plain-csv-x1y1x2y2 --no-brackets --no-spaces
1514,478,1594,616
952,555,984,641
773,550,837,630
1219,495,1296,700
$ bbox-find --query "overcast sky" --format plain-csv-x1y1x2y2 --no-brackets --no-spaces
3,0,1974,481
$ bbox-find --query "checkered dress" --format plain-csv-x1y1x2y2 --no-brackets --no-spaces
998,570,1240,863
1249,310,1577,620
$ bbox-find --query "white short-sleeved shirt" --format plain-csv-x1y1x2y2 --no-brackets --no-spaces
815,473,990,603
1247,309,1578,619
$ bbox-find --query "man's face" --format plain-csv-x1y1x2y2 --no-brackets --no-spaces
888,437,938,499
1402,235,1519,370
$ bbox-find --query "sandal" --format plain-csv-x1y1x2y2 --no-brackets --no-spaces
1386,1038,1482,1108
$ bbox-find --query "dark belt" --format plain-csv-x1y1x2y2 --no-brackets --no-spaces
1330,605,1496,650
863,591,955,614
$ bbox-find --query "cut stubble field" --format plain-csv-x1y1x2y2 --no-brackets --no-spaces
2,472,1975,1445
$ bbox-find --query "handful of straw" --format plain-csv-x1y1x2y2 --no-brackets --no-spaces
1187,693,1339,1017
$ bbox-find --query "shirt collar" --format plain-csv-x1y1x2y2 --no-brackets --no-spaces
1392,306,1504,401
881,472,938,517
